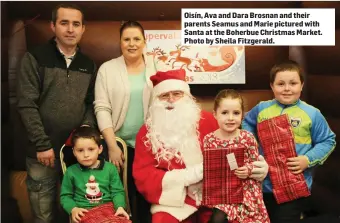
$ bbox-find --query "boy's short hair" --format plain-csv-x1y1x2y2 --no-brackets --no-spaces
270,60,304,84
71,126,101,147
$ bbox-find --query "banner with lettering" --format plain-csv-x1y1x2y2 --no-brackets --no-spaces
145,30,245,84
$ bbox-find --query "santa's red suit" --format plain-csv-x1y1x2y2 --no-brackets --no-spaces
133,110,218,222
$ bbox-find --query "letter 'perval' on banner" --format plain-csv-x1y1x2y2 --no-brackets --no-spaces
227,153,238,170
181,8,335,46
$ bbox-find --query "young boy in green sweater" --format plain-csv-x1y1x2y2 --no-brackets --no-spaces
60,126,129,223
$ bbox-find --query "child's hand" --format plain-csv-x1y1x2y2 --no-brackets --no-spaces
114,207,130,220
287,155,309,174
71,207,88,223
235,166,249,179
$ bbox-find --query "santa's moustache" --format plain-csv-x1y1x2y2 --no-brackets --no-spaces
145,95,201,164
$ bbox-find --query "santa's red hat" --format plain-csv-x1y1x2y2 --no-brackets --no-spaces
150,69,190,97
88,175,96,184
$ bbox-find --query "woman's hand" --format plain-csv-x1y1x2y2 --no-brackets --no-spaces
108,145,125,172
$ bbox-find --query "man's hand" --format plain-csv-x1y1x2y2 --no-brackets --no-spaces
37,149,55,168
250,155,269,181
235,166,249,179
287,155,309,174
71,207,88,223
114,207,130,220
108,145,124,172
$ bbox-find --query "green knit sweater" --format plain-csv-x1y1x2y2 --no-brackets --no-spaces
60,160,126,214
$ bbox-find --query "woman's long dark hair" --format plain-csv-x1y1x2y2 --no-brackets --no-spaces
119,21,145,40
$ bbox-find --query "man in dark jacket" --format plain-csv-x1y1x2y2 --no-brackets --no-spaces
16,4,97,223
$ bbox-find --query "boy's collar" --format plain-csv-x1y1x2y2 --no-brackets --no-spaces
275,99,300,107
78,157,105,171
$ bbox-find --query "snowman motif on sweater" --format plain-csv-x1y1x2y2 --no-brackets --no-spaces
85,175,103,203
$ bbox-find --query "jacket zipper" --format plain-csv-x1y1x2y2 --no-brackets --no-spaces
67,69,69,84
64,53,76,84
280,105,289,115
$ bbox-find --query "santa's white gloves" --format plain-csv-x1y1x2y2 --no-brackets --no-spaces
250,155,269,181
184,163,203,186
188,182,203,206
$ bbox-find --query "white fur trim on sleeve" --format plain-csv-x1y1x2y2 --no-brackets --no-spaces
159,169,187,207
151,203,197,221
153,79,190,98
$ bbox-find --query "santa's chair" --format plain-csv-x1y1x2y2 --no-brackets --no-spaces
60,132,131,222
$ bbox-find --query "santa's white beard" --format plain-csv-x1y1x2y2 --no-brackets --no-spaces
145,95,201,165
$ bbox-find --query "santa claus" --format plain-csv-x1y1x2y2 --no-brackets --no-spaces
133,69,269,223
85,175,103,203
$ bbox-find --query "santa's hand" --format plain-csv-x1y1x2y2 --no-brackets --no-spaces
114,207,130,220
250,155,269,181
188,182,203,206
184,163,203,186
71,207,88,223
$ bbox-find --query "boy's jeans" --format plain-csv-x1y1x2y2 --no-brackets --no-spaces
26,157,61,223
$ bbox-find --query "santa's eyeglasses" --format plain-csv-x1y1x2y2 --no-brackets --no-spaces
158,91,184,101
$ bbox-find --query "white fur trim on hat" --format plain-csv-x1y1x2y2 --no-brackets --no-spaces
153,79,190,97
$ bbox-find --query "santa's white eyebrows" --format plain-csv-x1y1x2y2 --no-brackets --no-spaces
161,90,183,95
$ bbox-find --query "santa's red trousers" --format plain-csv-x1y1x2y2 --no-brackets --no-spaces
152,207,212,223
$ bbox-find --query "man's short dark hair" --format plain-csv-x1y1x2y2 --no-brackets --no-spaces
51,4,85,25
71,126,101,147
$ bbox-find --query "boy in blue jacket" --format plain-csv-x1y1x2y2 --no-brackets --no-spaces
242,60,336,223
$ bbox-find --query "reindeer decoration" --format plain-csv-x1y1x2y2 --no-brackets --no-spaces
146,47,161,58
146,45,239,73
146,47,171,64
166,44,199,72
156,48,169,63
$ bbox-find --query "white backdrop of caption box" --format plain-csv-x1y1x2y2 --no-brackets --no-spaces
181,8,335,46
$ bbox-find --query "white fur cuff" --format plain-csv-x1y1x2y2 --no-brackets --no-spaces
159,169,187,207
